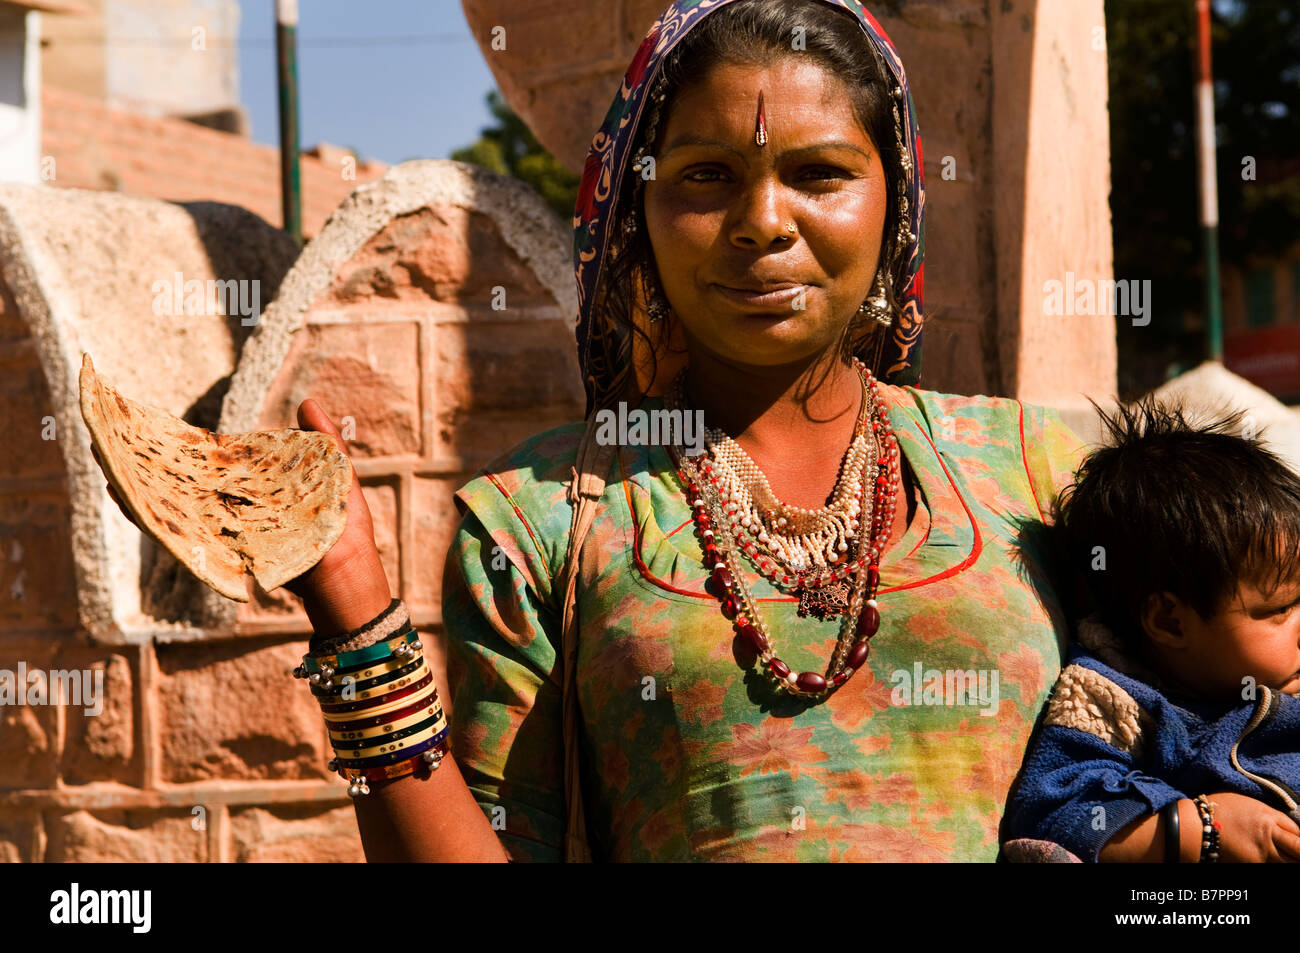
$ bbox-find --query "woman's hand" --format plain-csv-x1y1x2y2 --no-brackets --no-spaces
94,400,392,635
282,399,392,635
97,403,509,861
1202,792,1300,863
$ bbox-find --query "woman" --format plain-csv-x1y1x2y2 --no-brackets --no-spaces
290,0,1088,861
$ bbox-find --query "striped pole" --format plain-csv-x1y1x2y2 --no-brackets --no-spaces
275,0,303,247
1195,0,1222,361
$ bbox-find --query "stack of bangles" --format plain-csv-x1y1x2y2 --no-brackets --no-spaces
293,599,449,797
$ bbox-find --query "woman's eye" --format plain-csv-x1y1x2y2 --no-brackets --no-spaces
683,167,728,183
800,166,849,180
680,166,852,184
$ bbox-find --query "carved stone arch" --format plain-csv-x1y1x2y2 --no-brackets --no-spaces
0,185,298,643
211,160,583,666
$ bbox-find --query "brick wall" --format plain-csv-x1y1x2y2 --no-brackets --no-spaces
41,85,388,238
0,161,580,861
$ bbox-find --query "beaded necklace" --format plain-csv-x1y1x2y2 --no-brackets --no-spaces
664,359,901,697
701,372,874,620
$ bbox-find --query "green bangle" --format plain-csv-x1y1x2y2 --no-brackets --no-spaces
299,626,418,676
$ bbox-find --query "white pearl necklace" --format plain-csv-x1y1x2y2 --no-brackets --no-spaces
687,360,878,582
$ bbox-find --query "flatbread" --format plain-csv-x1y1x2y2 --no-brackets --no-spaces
78,353,352,602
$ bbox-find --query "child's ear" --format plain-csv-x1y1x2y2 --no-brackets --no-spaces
1140,591,1188,649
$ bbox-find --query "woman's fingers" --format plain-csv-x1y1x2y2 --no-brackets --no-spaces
103,481,140,530
297,398,347,456
284,398,388,615
90,443,138,528
297,397,367,502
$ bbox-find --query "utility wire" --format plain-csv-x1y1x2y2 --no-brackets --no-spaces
12,33,477,48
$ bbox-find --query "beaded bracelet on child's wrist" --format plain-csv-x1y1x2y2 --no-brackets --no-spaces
1194,795,1221,863
294,599,448,797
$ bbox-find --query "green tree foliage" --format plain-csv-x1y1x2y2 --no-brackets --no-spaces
450,90,581,222
1107,0,1300,397
1215,2,1300,257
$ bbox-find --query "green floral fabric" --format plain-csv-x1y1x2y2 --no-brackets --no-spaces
443,384,1087,861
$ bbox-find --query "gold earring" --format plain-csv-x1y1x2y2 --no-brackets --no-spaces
857,271,892,327
645,269,670,324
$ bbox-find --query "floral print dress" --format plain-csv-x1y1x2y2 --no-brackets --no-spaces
442,383,1087,861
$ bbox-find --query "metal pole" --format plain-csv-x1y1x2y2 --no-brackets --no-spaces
276,0,302,247
1195,0,1223,361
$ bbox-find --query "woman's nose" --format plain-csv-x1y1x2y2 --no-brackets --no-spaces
727,177,794,249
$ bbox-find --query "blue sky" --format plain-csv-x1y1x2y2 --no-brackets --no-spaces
232,0,1254,165
237,0,498,164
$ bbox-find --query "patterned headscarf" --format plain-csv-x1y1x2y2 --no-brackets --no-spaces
573,0,925,417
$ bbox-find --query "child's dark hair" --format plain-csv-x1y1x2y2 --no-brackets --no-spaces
1052,395,1300,649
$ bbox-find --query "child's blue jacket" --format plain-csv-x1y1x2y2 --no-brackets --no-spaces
1003,618,1300,861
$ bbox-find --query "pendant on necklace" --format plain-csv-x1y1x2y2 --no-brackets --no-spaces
797,580,853,620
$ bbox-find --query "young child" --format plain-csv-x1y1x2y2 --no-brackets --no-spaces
1003,396,1300,863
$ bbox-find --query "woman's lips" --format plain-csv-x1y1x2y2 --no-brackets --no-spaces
712,283,807,309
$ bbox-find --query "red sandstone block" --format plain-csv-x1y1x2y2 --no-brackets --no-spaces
363,480,401,595
319,205,553,308
0,811,38,862
229,804,364,862
923,318,992,397
56,650,137,786
0,494,79,632
259,321,422,459
154,640,331,783
0,644,60,789
624,0,671,41
0,356,67,480
236,576,309,630
431,318,584,468
408,475,465,625
44,809,206,862
465,0,619,73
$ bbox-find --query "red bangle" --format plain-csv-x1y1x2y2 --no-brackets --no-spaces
325,689,441,734
318,671,434,715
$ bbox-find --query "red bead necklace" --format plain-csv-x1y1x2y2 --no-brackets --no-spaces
665,359,901,697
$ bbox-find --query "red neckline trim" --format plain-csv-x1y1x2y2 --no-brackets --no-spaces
882,400,984,591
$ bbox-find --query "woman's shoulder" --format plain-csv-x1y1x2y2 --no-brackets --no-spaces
885,383,1070,436
468,420,588,489
455,420,587,517
450,421,593,588
883,382,1076,452
886,383,1088,507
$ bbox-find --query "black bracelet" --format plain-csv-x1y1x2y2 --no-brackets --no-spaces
1162,799,1181,863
